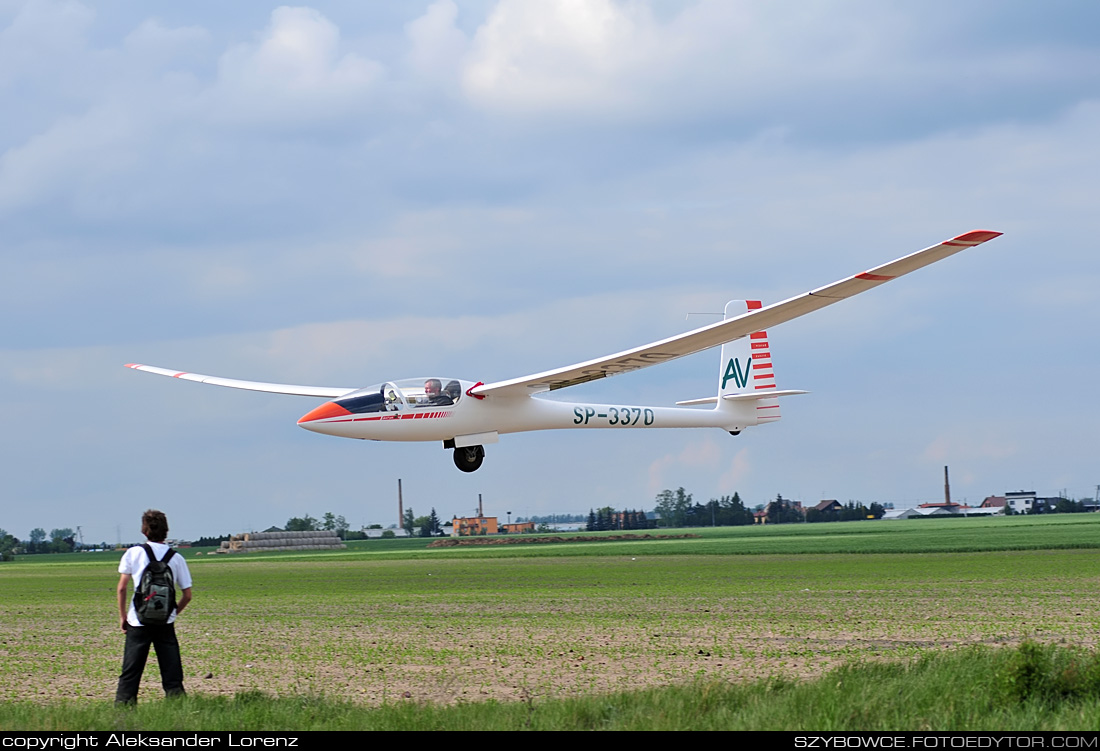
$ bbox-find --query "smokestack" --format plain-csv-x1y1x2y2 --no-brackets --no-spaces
944,466,951,505
398,478,404,528
478,493,483,517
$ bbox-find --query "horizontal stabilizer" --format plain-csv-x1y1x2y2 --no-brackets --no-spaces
675,389,808,406
724,389,808,401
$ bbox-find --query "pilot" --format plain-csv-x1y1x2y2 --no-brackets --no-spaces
443,380,462,403
424,379,454,406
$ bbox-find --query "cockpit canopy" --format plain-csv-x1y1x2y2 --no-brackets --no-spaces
335,378,467,414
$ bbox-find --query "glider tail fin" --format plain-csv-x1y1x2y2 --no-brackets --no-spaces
718,301,781,424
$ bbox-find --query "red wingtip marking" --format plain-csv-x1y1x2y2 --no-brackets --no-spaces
124,363,139,369
171,372,187,378
746,300,763,310
856,272,894,281
298,401,353,424
951,230,1002,244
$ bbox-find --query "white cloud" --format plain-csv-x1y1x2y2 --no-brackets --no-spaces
718,447,751,493
462,0,657,114
647,437,722,494
0,0,94,88
207,6,383,126
404,0,468,84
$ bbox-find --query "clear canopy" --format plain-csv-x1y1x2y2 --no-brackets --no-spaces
334,378,466,414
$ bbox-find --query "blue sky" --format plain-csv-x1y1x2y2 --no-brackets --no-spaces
2,0,1099,544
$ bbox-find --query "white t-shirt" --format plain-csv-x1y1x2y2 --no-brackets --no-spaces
119,542,193,627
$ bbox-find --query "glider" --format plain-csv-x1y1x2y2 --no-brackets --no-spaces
126,230,1001,472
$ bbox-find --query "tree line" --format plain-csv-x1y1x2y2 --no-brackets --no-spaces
402,507,443,537
585,507,653,531
653,488,756,527
0,527,81,560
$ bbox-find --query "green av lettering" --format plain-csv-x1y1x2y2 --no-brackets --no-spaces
722,357,752,390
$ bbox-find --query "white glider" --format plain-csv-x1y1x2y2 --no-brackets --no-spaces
126,230,1001,472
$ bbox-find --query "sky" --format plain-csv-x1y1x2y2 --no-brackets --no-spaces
2,0,1099,544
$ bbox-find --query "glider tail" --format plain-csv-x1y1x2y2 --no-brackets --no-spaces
718,301,781,424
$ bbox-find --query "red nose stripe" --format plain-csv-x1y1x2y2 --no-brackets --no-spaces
298,402,353,424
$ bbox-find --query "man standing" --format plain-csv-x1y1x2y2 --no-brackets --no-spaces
115,509,193,705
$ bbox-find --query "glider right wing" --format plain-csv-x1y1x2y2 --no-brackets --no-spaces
471,230,1002,398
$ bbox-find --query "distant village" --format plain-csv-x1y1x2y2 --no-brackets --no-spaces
4,468,1095,560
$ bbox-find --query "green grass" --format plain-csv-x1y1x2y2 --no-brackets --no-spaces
2,514,1099,728
3,644,1099,730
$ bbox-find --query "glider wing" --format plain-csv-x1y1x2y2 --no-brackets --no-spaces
472,230,1001,397
124,363,357,398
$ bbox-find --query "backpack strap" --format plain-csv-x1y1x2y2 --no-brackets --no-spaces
141,543,175,563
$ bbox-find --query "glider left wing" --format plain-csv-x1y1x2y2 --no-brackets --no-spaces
472,230,1001,398
124,364,357,398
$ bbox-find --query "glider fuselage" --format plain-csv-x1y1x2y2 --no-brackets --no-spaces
296,378,750,444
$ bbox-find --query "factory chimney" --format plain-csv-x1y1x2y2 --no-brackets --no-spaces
398,479,404,528
944,466,951,505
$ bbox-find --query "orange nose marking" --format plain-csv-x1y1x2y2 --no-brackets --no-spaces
298,402,353,424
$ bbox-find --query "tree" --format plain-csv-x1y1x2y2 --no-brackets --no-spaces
380,529,396,539
413,515,432,537
27,528,46,554
0,529,17,561
49,528,75,553
427,508,442,537
402,508,416,536
715,493,753,526
321,512,336,531
286,515,318,531
654,487,692,528
766,495,802,524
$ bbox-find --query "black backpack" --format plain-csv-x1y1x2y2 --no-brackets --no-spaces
134,543,177,626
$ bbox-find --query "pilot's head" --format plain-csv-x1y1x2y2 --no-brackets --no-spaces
424,379,442,398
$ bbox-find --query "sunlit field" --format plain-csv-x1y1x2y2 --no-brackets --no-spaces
1,515,1099,728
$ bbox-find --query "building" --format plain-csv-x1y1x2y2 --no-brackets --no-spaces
1004,490,1062,514
500,522,535,534
812,500,843,514
452,516,498,536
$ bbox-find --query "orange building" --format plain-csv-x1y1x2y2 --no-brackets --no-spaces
500,522,535,534
452,516,498,536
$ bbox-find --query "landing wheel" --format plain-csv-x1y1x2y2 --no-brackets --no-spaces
729,430,741,436
453,445,485,473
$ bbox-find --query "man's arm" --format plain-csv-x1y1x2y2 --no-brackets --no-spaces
116,574,130,632
176,587,192,615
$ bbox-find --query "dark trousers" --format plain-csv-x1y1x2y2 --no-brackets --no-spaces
115,623,185,704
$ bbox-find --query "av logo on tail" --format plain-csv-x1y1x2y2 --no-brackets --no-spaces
722,357,752,390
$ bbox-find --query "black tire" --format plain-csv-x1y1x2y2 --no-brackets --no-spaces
453,445,485,472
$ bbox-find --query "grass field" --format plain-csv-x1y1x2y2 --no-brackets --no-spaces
2,515,1099,728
